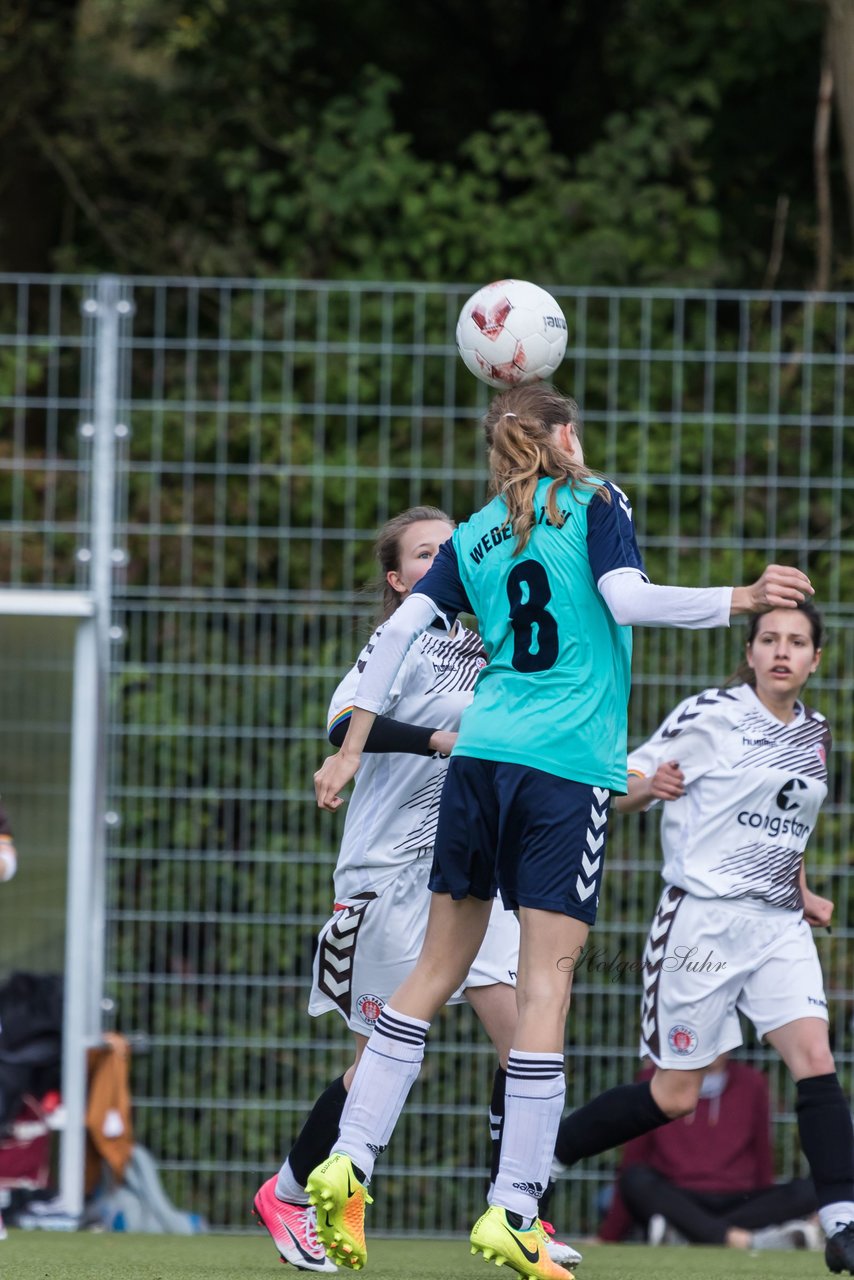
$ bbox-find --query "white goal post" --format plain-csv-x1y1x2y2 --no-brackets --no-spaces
0,590,104,1219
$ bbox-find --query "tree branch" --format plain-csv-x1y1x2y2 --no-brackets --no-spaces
762,194,789,291
814,42,834,291
826,0,854,245
22,112,136,266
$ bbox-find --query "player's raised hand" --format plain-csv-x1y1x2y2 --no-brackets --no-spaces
314,751,360,811
731,565,814,614
649,760,685,802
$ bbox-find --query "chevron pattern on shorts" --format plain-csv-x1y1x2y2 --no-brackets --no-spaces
575,786,610,904
639,885,686,1058
317,901,370,1016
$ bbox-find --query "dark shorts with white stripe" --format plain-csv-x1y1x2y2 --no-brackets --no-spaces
427,756,611,924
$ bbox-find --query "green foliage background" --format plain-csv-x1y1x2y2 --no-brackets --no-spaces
2,0,847,288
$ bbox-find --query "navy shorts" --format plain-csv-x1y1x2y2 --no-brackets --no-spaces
427,756,611,924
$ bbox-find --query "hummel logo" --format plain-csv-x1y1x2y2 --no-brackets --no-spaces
611,481,633,521
502,1224,540,1264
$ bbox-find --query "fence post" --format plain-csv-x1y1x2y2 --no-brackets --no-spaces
60,275,132,1219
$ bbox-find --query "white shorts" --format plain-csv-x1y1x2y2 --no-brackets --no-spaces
309,855,520,1034
640,886,829,1069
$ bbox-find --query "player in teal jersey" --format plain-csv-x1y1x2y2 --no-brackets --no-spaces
449,475,632,789
307,382,814,1280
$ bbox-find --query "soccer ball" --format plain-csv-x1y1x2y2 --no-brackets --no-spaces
455,279,568,389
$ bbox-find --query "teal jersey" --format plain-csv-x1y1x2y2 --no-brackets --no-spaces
414,476,645,789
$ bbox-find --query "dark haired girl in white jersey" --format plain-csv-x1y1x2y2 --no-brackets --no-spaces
551,602,854,1273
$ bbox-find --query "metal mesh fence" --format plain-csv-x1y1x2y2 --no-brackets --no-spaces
0,274,852,1234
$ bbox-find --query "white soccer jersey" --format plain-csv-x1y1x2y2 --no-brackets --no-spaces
327,621,486,902
629,684,830,910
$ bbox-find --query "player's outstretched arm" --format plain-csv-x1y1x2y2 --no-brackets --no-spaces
613,762,685,813
599,565,812,629
731,565,814,615
314,593,440,811
314,707,377,811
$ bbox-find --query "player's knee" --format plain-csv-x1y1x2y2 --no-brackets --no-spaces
414,948,472,999
794,1044,836,1080
659,1094,696,1120
515,976,572,1023
652,1071,700,1118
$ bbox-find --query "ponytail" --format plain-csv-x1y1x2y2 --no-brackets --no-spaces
483,384,606,553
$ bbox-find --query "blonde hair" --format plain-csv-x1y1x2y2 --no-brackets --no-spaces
373,505,455,624
483,384,606,553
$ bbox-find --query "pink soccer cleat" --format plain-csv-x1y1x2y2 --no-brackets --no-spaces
253,1175,337,1272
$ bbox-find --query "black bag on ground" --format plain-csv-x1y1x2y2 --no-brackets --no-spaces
0,973,63,1130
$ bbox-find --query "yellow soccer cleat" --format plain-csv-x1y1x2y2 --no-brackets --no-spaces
470,1205,576,1280
306,1153,373,1271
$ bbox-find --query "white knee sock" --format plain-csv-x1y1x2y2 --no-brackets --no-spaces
333,1006,430,1181
276,1158,309,1204
491,1049,566,1223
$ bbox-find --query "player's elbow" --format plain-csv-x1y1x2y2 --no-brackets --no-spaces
605,599,635,627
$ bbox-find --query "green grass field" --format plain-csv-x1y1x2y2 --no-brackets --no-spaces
0,1231,827,1280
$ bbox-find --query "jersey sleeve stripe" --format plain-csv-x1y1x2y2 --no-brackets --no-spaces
327,706,354,735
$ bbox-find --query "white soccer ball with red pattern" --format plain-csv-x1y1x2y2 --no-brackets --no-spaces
455,279,568,389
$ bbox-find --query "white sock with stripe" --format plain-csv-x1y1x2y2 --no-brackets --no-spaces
333,1006,430,1181
490,1049,566,1224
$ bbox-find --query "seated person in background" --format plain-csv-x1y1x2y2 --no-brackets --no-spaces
597,1054,820,1249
